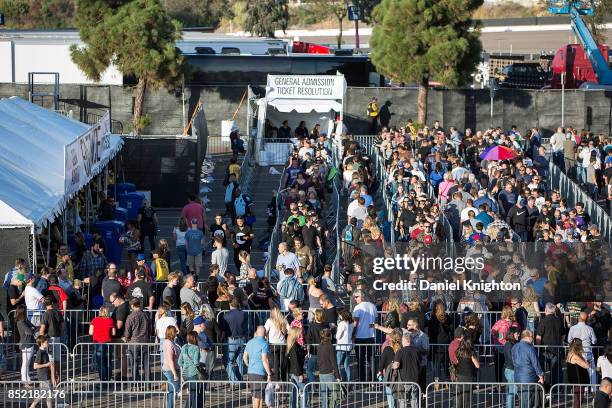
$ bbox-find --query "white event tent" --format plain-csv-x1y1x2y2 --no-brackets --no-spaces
254,74,346,165
0,97,123,269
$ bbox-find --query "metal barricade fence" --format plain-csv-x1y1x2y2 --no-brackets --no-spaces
58,380,172,407
1,341,70,385
180,380,297,408
548,383,599,408
303,381,421,408
425,381,546,408
548,160,612,243
0,381,66,408
72,342,165,382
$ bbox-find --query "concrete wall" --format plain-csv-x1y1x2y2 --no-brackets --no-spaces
2,83,612,137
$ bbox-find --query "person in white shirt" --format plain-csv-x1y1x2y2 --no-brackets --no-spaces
264,307,287,381
335,309,354,382
155,305,178,362
24,274,44,325
578,142,600,184
352,290,377,381
348,197,368,224
276,243,301,273
460,199,479,223
597,346,612,380
210,237,230,275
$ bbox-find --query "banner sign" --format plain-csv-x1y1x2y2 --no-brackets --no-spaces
266,75,346,100
65,111,112,196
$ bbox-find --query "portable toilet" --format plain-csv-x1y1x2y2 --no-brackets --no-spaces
109,182,136,198
114,207,129,223
118,192,145,220
92,220,125,265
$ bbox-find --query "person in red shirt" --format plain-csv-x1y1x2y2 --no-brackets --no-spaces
45,275,68,311
181,195,205,231
89,306,116,381
449,326,464,366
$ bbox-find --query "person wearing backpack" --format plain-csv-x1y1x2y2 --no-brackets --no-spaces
378,329,403,408
341,218,361,266
151,249,170,282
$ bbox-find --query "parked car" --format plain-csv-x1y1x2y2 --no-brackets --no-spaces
496,63,547,89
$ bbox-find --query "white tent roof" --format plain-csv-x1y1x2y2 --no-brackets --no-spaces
0,200,33,229
267,99,342,113
0,97,123,227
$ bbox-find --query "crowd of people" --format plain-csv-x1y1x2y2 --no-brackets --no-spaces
2,116,612,408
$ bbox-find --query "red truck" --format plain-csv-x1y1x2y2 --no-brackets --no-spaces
547,43,610,88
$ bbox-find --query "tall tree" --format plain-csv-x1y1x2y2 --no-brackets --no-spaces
353,0,379,24
312,0,347,48
587,0,612,43
70,0,186,135
244,0,289,38
162,0,233,29
370,0,482,124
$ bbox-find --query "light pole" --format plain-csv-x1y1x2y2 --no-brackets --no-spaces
561,71,566,127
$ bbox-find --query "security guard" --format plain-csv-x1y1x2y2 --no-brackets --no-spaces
366,96,379,134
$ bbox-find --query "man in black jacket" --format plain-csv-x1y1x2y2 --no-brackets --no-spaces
506,197,529,241
535,302,564,386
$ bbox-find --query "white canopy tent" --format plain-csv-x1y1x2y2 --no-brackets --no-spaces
255,74,346,165
0,97,123,228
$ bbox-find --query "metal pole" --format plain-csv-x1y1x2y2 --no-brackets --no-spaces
86,184,91,233
62,211,67,244
355,20,360,49
47,220,51,266
490,95,493,128
182,74,186,134
561,72,566,127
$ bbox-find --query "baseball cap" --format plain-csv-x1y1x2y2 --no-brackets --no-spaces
193,316,205,326
136,269,146,279
191,218,198,225
136,254,146,261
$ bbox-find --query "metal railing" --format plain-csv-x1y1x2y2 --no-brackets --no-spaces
72,342,165,383
180,380,297,408
425,381,546,408
57,380,172,407
548,383,600,408
1,342,70,385
548,160,612,242
303,381,422,408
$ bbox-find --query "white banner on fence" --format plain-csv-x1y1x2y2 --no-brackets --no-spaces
266,75,345,100
64,112,112,196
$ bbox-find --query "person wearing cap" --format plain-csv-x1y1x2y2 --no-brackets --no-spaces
135,254,152,282
185,218,205,279
56,248,74,283
126,268,155,310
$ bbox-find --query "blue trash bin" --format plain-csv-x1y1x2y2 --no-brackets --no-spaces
118,192,145,221
113,182,136,197
115,207,128,223
93,221,125,265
